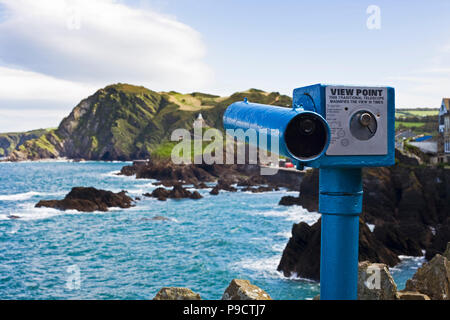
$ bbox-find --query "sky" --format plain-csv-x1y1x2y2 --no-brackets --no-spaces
1,0,450,132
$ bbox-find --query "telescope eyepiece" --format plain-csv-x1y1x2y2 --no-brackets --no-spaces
284,113,328,161
299,119,316,135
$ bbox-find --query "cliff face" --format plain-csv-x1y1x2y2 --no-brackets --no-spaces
0,129,48,158
8,84,292,161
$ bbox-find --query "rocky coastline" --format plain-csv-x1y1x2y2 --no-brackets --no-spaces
26,151,448,293
35,187,134,212
277,151,450,280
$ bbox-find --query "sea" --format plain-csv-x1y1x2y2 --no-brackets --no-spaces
0,161,424,300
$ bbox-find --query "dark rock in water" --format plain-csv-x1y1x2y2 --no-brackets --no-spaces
194,182,209,189
135,197,141,201
237,175,268,187
210,179,238,195
277,220,321,280
35,187,133,212
148,184,202,201
278,169,319,210
7,215,20,219
277,219,399,281
210,186,219,195
358,221,401,267
190,191,202,199
279,196,303,206
119,159,303,192
373,223,424,257
425,218,450,260
150,187,170,201
119,160,218,185
170,183,193,199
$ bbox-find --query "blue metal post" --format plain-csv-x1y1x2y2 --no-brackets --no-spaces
319,168,363,300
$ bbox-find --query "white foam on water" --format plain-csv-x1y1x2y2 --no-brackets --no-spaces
0,191,65,201
0,202,62,221
232,255,317,282
0,202,122,221
102,170,136,179
366,223,375,232
390,255,426,271
231,255,283,279
275,231,292,238
249,206,320,224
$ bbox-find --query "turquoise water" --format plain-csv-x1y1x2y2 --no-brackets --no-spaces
0,161,421,299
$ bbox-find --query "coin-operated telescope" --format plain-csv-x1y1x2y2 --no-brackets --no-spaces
224,84,395,300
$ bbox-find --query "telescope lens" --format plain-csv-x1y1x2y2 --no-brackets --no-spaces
285,113,328,160
299,119,315,135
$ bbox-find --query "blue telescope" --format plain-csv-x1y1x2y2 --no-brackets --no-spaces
223,84,395,300
223,100,331,162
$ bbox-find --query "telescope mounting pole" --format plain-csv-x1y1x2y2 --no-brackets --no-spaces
319,167,363,300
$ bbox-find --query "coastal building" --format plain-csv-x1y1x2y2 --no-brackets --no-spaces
409,140,438,164
438,98,450,163
193,113,207,128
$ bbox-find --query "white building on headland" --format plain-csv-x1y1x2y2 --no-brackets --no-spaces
193,113,207,128
438,98,450,163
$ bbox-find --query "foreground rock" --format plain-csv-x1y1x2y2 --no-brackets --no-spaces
153,287,201,300
405,251,450,300
317,262,430,300
35,187,133,212
144,184,202,201
277,219,399,281
222,279,272,300
396,291,430,300
358,261,397,300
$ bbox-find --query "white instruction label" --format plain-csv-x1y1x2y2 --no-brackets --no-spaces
325,86,388,156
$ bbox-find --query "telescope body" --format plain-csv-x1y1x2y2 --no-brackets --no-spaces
223,101,330,162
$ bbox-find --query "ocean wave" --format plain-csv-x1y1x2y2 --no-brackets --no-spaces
232,255,317,282
0,202,116,221
0,191,65,201
249,206,320,224
390,255,426,272
275,231,292,238
0,203,61,221
101,170,136,179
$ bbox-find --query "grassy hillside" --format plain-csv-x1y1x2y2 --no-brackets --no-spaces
9,84,292,161
0,128,50,158
395,108,439,136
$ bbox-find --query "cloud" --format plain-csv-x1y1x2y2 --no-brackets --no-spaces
0,66,94,102
388,41,450,108
0,0,212,90
0,0,212,132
